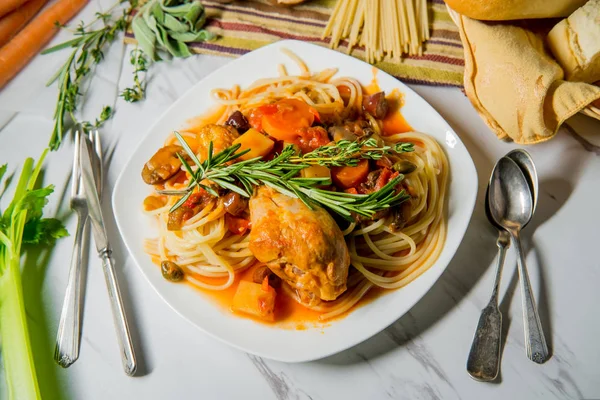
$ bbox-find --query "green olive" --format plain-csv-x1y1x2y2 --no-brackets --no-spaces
392,160,417,174
161,261,184,282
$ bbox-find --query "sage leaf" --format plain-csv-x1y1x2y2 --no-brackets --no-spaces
131,0,213,60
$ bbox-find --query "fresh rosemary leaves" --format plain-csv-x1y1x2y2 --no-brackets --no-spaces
44,1,137,150
163,133,413,220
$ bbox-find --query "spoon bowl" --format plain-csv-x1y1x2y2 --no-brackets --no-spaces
489,157,533,230
506,149,538,215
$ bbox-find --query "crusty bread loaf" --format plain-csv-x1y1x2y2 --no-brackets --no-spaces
444,0,587,20
547,0,600,83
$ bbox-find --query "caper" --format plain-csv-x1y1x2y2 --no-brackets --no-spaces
392,160,417,174
161,261,184,282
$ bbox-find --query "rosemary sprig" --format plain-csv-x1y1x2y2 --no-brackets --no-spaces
164,133,411,221
120,48,148,103
43,1,137,150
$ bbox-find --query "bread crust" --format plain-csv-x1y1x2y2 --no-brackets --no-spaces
444,0,587,20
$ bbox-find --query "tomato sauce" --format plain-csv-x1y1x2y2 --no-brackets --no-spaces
364,69,413,135
182,264,328,329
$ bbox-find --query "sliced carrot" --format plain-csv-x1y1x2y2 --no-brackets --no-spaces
0,0,88,89
0,0,47,47
331,159,370,189
0,0,32,19
260,99,316,141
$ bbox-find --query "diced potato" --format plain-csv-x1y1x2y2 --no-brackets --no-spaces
301,165,331,180
233,128,275,161
232,280,276,321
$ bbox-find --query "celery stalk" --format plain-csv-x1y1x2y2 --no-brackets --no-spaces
0,151,66,400
0,255,41,400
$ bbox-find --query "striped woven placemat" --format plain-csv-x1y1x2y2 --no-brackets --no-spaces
125,0,465,87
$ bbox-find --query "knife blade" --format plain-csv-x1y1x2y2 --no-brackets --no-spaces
79,135,137,376
79,134,108,252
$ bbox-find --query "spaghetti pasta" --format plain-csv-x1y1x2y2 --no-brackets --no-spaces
323,0,430,61
142,50,448,322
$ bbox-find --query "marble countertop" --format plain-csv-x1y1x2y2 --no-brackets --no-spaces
1,2,600,398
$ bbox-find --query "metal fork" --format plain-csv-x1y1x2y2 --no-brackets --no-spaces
55,127,103,368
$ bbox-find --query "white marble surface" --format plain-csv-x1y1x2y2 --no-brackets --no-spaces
1,2,600,398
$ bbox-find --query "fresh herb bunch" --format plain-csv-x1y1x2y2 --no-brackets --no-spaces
0,153,68,399
162,134,412,220
296,138,414,167
120,48,148,102
132,0,214,61
44,1,138,150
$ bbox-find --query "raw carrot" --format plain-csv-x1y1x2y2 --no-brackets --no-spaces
0,0,88,89
0,0,31,19
0,0,48,47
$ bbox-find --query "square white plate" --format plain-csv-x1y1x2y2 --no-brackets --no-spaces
112,40,477,362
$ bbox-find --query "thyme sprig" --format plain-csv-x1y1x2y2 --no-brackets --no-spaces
43,0,137,150
296,138,414,167
120,48,148,103
162,133,411,220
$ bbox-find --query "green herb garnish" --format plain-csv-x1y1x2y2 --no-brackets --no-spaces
164,134,412,220
120,48,148,103
44,1,138,150
296,138,414,167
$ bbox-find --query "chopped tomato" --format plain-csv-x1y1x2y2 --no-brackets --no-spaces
296,126,330,153
374,168,400,191
259,99,317,141
332,159,370,189
309,107,321,124
226,214,251,235
247,105,275,131
183,189,209,208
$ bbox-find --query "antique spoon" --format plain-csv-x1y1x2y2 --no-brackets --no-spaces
489,156,549,364
467,150,538,381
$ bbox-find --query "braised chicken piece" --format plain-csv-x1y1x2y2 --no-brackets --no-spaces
195,124,239,160
248,187,350,304
141,145,188,185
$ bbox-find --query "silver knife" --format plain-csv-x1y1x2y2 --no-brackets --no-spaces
79,135,137,376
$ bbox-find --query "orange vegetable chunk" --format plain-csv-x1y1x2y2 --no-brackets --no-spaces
233,128,275,161
331,159,370,189
232,280,276,322
260,98,316,141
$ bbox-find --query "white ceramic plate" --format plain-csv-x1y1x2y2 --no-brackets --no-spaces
112,40,477,362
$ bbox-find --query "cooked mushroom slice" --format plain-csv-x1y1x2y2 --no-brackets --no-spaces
362,91,389,119
141,145,188,185
223,192,248,216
